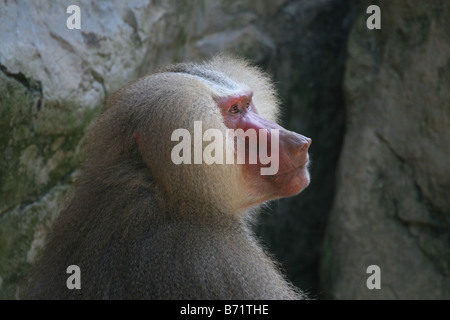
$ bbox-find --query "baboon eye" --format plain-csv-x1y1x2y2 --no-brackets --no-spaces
230,105,239,114
245,102,251,109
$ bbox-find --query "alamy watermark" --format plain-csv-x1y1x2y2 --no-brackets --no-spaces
66,4,381,32
366,265,381,290
366,5,381,30
66,265,81,290
171,121,280,175
66,5,81,30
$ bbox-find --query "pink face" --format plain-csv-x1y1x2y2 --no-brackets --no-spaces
215,91,311,203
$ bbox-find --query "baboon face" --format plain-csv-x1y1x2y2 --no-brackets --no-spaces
215,90,311,207
108,57,311,212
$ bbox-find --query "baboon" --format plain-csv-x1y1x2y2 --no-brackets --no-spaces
22,56,311,300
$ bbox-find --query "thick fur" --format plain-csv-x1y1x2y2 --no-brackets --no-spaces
22,56,305,299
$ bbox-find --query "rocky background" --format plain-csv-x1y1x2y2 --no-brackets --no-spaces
0,0,448,299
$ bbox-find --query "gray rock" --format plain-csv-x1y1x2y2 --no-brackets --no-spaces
321,0,450,299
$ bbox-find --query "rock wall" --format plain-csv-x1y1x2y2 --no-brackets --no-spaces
320,0,450,299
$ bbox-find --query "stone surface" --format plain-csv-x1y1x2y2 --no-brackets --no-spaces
320,0,450,299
